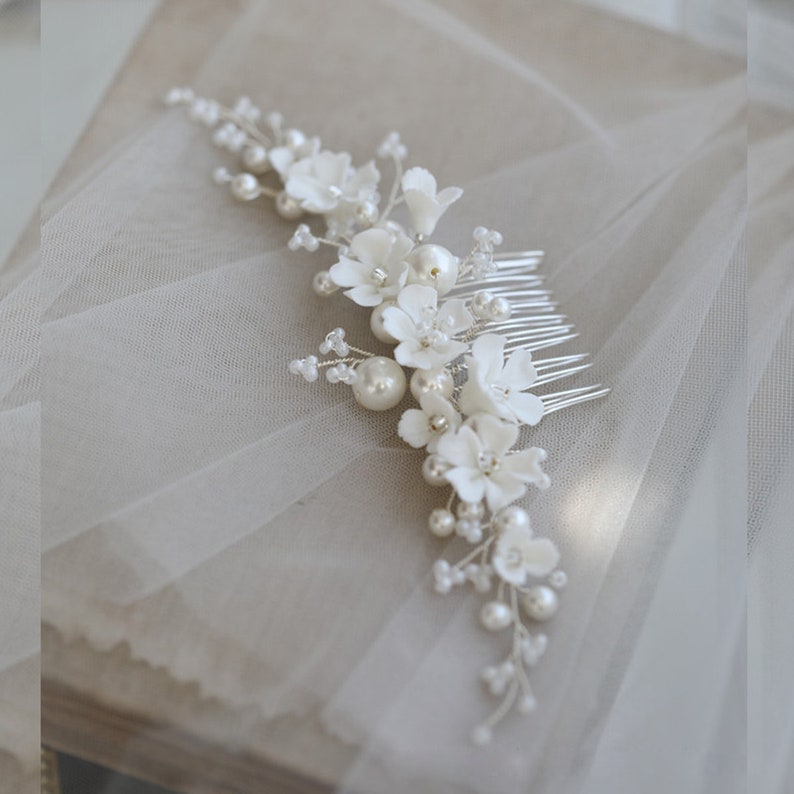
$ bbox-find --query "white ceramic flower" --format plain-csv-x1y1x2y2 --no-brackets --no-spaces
458,334,544,426
436,413,549,512
401,167,463,236
398,391,460,452
285,150,380,213
492,524,560,586
329,228,413,306
382,284,473,369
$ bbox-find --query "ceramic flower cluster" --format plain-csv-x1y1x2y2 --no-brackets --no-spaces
168,89,570,744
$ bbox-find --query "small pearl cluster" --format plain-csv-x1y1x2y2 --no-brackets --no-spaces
469,251,498,279
377,131,407,160
481,660,517,696
456,500,485,544
325,363,357,385
520,633,548,666
432,559,465,594
164,86,195,106
288,356,319,382
319,328,349,356
473,226,504,253
289,224,320,252
212,122,249,153
464,563,493,593
232,95,262,123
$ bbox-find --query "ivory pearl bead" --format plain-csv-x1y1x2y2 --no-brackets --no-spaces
517,694,537,714
520,585,559,622
351,357,406,411
285,128,306,150
405,245,459,296
275,190,304,220
471,725,492,746
242,144,270,174
312,270,338,297
409,367,454,402
470,290,493,318
456,501,485,521
422,454,450,486
494,505,531,534
428,508,456,537
488,296,512,322
355,200,379,227
370,301,398,343
480,601,513,631
230,173,260,201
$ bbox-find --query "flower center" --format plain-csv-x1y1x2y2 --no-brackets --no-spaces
370,267,388,286
491,383,510,398
428,414,448,434
478,450,501,475
414,311,449,350
503,548,522,569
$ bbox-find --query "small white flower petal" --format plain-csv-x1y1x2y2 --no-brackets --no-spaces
313,150,350,185
522,538,560,578
458,361,499,417
470,334,507,383
445,466,486,504
401,166,437,194
350,228,394,266
507,392,545,426
437,299,474,335
437,186,463,207
343,285,383,307
437,425,482,469
437,338,469,364
396,283,438,325
501,447,549,487
394,343,438,370
382,305,419,342
470,414,519,457
502,349,538,390
484,473,527,512
398,409,433,448
268,146,294,176
329,255,371,287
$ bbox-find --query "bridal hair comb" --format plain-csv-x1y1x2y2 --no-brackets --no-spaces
166,88,608,745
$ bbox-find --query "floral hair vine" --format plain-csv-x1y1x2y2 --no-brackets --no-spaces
166,88,608,745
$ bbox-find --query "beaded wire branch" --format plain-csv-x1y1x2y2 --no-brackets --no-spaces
166,88,608,745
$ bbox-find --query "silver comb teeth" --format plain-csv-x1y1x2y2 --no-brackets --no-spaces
452,251,609,413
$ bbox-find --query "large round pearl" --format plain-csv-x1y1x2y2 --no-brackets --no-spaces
428,508,456,537
275,190,304,220
230,173,260,201
405,245,459,296
409,367,454,402
351,357,406,411
480,601,512,631
494,505,531,534
520,585,559,622
370,301,398,343
422,454,450,486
